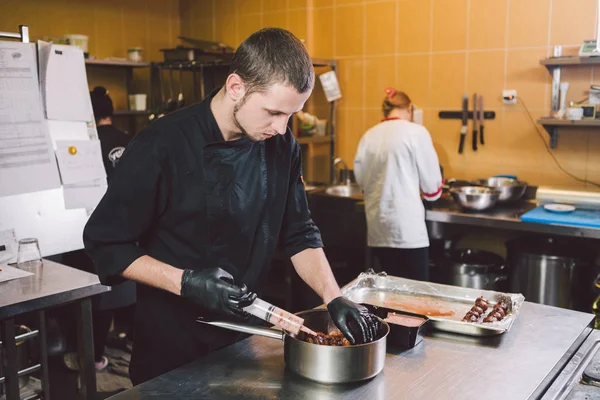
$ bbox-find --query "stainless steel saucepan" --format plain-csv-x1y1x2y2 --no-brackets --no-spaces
197,309,389,384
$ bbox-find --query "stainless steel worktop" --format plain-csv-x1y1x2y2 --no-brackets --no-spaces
0,259,109,319
426,200,600,240
108,302,594,400
310,187,600,239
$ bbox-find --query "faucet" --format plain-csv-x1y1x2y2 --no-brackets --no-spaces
332,157,350,185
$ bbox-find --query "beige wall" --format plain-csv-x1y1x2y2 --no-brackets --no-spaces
1,0,180,111
3,0,600,189
183,0,600,189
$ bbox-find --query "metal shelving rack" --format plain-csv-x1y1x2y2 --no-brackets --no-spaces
539,53,600,148
84,58,153,134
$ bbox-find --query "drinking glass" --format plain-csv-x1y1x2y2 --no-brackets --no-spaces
17,238,42,267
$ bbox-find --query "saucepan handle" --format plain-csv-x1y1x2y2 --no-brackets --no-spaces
196,319,284,341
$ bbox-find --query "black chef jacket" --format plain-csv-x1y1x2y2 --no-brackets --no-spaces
83,89,323,385
97,124,131,184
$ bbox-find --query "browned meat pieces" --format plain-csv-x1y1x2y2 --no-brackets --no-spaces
306,330,351,346
463,296,510,324
483,301,509,323
475,296,489,312
462,296,489,322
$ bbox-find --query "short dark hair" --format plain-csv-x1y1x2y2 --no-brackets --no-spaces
229,28,314,95
90,86,114,121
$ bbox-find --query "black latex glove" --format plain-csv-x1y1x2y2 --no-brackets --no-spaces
327,297,381,345
180,268,256,317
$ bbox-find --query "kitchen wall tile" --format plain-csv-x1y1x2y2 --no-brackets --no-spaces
468,0,507,50
540,129,590,173
334,4,365,57
502,108,547,169
121,2,149,56
365,1,396,55
397,54,431,108
215,0,237,17
397,0,431,54
93,0,125,58
288,8,307,41
288,0,307,9
432,0,468,51
337,58,364,109
238,14,264,44
313,0,334,8
336,108,366,163
551,0,597,46
507,0,550,48
190,17,214,41
365,56,397,109
466,51,506,108
312,7,334,58
214,13,237,47
365,109,383,133
506,48,550,109
191,0,213,19
431,52,467,108
262,11,287,30
263,0,287,13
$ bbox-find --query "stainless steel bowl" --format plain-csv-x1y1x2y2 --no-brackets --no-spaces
450,186,500,211
473,177,527,203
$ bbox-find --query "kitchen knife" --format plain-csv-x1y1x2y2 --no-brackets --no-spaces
472,93,478,151
458,95,468,154
479,95,485,145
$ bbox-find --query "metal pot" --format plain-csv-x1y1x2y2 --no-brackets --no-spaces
506,236,596,310
474,177,527,203
442,249,508,291
198,309,389,384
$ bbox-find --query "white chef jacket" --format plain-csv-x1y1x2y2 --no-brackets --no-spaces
354,119,443,249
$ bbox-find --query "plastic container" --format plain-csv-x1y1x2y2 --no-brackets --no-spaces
127,47,143,63
63,34,88,55
128,94,147,111
364,304,429,349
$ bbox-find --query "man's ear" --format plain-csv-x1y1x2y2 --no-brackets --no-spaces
225,73,246,102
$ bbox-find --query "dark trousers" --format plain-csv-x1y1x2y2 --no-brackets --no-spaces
93,308,113,362
92,304,136,362
371,247,430,281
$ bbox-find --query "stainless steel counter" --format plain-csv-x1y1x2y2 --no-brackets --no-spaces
0,259,109,400
322,190,600,239
425,200,600,240
108,302,594,400
0,259,109,319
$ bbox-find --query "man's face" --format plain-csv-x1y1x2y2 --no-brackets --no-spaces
232,82,312,142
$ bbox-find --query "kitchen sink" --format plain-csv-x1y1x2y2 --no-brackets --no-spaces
324,184,363,198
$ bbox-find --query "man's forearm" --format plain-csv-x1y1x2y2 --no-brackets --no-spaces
291,247,342,304
121,255,183,296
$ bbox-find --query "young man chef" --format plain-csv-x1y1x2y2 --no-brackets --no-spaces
84,28,379,385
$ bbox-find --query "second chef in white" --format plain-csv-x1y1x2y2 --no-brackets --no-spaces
354,88,443,281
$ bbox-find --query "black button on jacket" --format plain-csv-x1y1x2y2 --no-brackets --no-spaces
83,90,323,384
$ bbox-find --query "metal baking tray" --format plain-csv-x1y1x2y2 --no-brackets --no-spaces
342,270,525,337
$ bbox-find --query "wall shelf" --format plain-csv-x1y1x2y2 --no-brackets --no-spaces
540,56,600,68
539,53,600,149
85,59,150,68
537,118,600,148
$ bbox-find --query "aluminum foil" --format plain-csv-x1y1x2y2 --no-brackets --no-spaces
342,270,525,337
